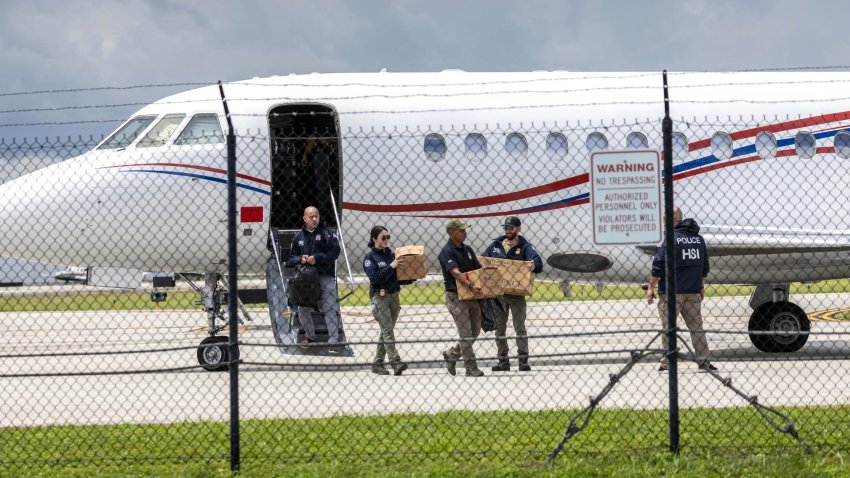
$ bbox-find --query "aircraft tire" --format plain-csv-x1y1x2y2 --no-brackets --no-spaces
748,302,810,353
197,335,230,372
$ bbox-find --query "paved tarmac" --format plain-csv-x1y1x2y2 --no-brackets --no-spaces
1,294,849,427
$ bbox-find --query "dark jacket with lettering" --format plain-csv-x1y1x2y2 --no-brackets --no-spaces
285,226,340,277
481,235,544,273
651,218,710,294
363,247,401,295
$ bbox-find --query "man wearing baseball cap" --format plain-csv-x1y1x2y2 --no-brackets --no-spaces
438,219,486,377
481,216,543,372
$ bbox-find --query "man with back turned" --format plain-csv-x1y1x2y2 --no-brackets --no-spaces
647,207,716,372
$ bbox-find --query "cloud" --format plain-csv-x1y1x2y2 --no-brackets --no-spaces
1,0,849,140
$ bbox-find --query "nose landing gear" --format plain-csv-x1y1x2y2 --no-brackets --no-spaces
197,336,231,372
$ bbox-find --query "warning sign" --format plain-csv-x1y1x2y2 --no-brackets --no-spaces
590,150,662,245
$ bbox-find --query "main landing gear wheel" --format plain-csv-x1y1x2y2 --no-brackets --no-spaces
748,302,810,353
197,336,237,372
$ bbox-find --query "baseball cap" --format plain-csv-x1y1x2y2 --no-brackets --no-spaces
502,216,521,228
445,219,471,233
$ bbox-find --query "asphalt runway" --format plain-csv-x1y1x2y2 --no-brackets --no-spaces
2,294,849,427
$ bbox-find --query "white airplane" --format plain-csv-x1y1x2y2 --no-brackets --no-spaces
2,71,850,370
53,266,87,283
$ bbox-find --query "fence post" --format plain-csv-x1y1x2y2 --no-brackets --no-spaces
218,80,241,472
662,70,680,454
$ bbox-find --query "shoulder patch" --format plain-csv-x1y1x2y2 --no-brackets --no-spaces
364,259,372,267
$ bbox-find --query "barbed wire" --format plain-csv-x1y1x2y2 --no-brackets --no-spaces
675,65,850,74
0,82,210,98
0,118,125,128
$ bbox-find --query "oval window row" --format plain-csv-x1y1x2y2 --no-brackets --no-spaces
423,130,850,162
423,131,683,162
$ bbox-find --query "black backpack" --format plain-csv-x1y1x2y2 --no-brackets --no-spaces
479,297,506,333
287,264,321,308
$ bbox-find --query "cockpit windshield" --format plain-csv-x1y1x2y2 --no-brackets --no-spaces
98,116,156,150
174,114,224,145
137,114,186,148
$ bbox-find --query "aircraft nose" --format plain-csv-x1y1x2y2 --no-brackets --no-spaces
0,158,93,264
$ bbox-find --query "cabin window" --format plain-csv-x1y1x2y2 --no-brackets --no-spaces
505,133,527,157
755,131,777,159
626,132,648,149
794,131,816,159
423,133,447,162
710,131,733,160
545,133,568,158
464,133,487,158
835,131,850,159
174,114,224,145
671,132,688,160
586,132,608,152
137,114,186,148
98,115,156,150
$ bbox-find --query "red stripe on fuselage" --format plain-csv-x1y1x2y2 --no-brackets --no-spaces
99,163,272,186
343,173,589,212
387,198,591,219
688,112,850,151
673,147,836,180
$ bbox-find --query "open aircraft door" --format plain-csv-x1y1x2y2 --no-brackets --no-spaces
266,104,355,357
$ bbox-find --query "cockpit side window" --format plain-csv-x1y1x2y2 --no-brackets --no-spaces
174,114,224,145
137,114,186,148
98,116,157,150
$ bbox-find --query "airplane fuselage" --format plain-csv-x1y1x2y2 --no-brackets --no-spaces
3,71,850,287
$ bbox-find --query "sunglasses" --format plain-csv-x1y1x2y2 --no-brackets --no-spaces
378,234,391,240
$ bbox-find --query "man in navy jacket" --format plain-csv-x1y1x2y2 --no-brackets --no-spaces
287,206,342,353
482,216,543,372
647,207,715,372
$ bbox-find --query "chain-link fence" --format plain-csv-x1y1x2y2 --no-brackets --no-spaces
2,107,850,472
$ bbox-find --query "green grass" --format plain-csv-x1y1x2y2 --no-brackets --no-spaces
2,407,849,477
4,279,850,313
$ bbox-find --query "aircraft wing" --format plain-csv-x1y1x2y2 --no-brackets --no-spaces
637,225,850,256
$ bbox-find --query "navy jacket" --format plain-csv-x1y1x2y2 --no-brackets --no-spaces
286,226,340,277
481,235,544,274
651,218,710,294
363,247,401,294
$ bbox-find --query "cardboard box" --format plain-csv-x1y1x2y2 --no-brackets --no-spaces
395,245,426,281
457,266,503,301
479,256,535,296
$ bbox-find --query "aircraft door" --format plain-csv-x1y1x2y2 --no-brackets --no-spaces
266,104,353,357
268,104,341,232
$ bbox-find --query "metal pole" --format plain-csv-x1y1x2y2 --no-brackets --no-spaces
662,70,680,454
218,80,240,472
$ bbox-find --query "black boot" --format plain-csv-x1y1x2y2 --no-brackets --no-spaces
491,357,510,372
518,355,531,372
391,360,408,376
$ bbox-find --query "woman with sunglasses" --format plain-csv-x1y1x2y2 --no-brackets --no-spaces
363,226,409,375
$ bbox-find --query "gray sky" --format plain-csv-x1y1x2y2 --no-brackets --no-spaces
1,0,849,140
2,0,849,282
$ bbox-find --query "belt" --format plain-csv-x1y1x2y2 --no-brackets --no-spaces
370,287,397,297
